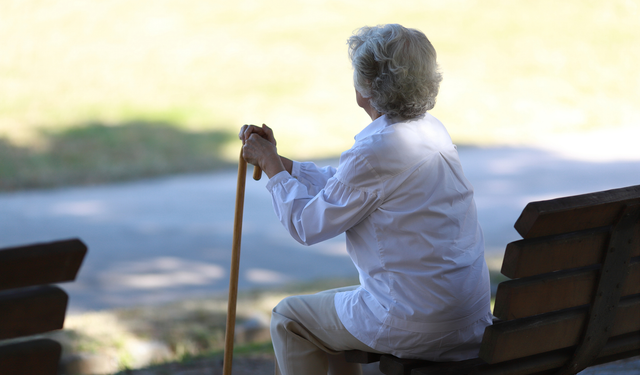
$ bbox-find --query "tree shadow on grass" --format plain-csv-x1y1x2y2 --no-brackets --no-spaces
0,121,237,191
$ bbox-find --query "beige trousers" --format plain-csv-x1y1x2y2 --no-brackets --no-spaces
270,286,384,375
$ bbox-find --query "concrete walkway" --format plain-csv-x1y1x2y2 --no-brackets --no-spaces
1,146,639,313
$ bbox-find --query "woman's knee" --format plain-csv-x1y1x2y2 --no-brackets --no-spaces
272,295,298,317
270,295,299,337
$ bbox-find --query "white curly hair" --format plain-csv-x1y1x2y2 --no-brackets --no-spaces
348,24,442,120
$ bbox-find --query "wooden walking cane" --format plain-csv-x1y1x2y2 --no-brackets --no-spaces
222,148,262,375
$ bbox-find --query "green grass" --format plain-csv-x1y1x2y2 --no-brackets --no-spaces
185,341,275,363
0,121,235,190
1,0,638,190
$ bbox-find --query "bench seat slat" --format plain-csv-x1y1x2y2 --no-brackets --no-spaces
412,350,569,375
0,286,68,340
480,294,640,364
494,257,640,320
379,355,442,375
0,238,87,291
344,350,382,364
514,185,640,239
0,339,62,375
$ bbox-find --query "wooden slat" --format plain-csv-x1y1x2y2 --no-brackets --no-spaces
380,355,432,375
514,185,640,239
0,286,68,340
610,295,640,337
0,238,87,291
0,338,62,375
344,350,382,364
411,356,573,375
494,267,596,321
504,218,640,279
410,358,485,375
494,257,640,320
480,294,640,364
411,332,640,375
502,227,609,278
593,332,640,364
480,308,586,365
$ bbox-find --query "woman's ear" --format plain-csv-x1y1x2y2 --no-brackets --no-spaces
355,89,381,120
355,89,372,110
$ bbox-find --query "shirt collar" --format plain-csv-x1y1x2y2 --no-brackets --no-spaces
354,114,391,142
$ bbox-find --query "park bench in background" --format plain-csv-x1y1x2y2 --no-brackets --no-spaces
347,184,640,374
0,238,87,375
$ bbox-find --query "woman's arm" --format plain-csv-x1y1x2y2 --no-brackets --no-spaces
238,124,334,192
267,149,381,245
280,156,293,175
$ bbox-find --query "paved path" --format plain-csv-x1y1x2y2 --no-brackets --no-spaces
1,146,639,313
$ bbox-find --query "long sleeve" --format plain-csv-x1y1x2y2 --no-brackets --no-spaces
266,151,382,246
291,161,337,196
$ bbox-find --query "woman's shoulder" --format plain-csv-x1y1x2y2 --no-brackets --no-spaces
353,114,455,172
359,113,450,144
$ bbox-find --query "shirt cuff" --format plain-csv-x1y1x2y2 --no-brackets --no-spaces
291,160,302,179
265,170,292,192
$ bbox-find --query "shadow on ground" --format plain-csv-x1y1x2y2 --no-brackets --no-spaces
0,121,236,190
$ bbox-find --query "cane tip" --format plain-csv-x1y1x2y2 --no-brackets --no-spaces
253,166,263,181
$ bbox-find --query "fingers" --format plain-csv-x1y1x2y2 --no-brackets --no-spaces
238,125,246,144
246,132,261,142
238,124,265,144
261,124,277,145
238,123,276,145
238,125,248,143
244,133,275,153
242,133,275,167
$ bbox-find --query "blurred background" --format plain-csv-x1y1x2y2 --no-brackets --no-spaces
1,0,639,190
1,0,640,373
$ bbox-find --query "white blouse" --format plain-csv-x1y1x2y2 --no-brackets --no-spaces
265,113,491,359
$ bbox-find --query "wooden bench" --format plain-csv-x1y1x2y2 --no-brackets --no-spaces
346,184,640,374
0,238,87,375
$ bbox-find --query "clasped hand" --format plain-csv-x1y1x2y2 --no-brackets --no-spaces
238,124,285,178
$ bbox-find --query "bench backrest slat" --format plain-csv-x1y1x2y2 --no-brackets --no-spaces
481,294,640,364
494,257,640,320
514,185,640,239
0,339,62,375
0,239,87,291
503,225,640,279
0,286,69,340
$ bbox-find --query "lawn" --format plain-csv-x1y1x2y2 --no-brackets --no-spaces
1,0,638,189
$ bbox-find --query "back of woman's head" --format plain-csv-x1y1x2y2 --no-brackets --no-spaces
348,24,442,121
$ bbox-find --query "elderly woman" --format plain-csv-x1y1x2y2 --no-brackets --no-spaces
240,24,492,375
